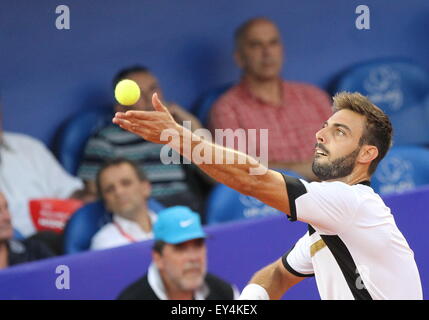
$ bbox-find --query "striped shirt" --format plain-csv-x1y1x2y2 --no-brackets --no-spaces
77,125,206,213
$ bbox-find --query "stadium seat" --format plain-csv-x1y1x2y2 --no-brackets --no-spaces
334,58,429,145
62,198,164,254
13,228,24,240
372,145,429,195
192,83,233,126
205,170,304,225
55,107,113,175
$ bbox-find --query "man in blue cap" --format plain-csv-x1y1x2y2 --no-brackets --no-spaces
117,206,239,300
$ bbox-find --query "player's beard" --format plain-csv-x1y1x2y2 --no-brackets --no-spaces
312,146,361,181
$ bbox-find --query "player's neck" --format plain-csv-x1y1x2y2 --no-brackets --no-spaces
326,169,371,186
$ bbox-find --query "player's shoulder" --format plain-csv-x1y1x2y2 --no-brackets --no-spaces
302,180,372,200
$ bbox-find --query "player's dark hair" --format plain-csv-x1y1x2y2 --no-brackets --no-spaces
333,92,393,175
112,65,150,88
95,158,148,198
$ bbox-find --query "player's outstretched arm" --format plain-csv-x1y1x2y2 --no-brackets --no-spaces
240,258,304,300
113,93,292,216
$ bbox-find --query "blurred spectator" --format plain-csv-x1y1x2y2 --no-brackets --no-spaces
77,65,211,218
0,110,90,237
209,17,332,180
117,206,239,300
0,192,54,269
90,159,155,250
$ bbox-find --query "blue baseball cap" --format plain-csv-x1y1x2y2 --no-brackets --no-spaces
154,206,206,244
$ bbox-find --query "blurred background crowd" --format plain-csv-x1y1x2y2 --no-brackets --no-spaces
0,0,428,299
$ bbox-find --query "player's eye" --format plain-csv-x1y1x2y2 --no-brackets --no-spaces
336,129,345,136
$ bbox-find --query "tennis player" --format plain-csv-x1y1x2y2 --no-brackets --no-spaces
112,91,422,300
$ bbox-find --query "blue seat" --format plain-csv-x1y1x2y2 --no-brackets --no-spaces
372,145,429,195
55,107,113,175
206,170,303,225
192,83,233,126
63,198,164,254
334,58,429,145
13,228,25,240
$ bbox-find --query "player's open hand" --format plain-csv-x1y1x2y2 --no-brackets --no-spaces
112,93,181,144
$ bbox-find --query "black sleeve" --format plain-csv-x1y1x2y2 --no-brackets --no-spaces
281,174,307,222
281,245,314,278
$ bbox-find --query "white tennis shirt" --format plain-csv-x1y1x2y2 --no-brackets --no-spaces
282,176,422,300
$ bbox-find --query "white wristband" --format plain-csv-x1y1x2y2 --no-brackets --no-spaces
239,284,270,300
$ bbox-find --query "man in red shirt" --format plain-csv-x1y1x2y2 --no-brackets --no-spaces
209,17,332,180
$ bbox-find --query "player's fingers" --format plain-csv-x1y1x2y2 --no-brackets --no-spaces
124,110,157,120
112,117,133,129
152,92,169,113
113,112,127,119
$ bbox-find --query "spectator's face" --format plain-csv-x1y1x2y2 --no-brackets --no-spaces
116,71,164,112
235,21,283,81
99,163,151,219
154,239,207,294
0,193,13,242
312,109,368,180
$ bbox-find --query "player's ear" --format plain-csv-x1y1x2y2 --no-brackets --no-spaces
358,145,378,164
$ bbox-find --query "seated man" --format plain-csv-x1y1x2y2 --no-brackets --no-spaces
117,206,239,300
0,112,88,237
78,65,210,216
209,17,332,180
0,192,54,269
90,158,156,250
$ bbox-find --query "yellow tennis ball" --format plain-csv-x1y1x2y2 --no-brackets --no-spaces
114,79,141,106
